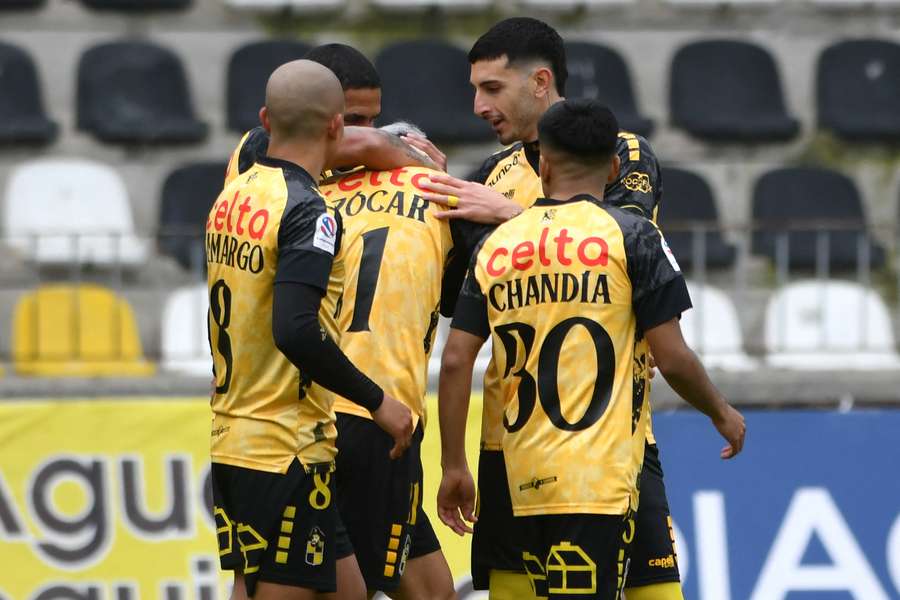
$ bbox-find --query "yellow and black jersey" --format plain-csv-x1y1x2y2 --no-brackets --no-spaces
323,167,454,427
459,132,664,451
207,155,344,474
452,195,691,516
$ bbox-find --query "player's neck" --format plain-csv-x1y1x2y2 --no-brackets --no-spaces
546,183,605,203
266,139,326,180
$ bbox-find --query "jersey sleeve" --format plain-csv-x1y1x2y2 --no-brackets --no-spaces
450,240,491,339
625,217,692,332
605,133,662,222
275,193,341,294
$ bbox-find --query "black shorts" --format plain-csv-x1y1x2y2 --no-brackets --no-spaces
471,444,680,590
212,458,353,596
519,513,635,600
335,413,441,592
626,443,681,587
471,449,530,590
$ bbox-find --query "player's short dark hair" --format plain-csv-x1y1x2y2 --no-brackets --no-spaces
304,43,381,91
468,17,567,96
538,99,619,166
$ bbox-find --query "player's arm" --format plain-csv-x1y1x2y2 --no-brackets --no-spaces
329,126,439,171
436,266,489,535
627,218,745,459
273,201,413,458
644,319,745,459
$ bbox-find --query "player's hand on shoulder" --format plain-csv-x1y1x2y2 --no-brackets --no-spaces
371,394,414,459
420,173,522,224
437,467,477,536
713,403,746,460
402,133,447,172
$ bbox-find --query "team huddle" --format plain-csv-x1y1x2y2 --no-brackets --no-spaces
206,17,746,600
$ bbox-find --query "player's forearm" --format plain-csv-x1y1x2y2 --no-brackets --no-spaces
657,347,728,420
272,282,384,411
328,127,436,171
438,349,476,470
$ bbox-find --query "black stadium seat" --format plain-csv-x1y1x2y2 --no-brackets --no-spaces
77,41,207,144
565,41,653,138
817,39,900,142
80,0,190,10
657,168,736,269
670,40,799,142
376,40,493,144
158,162,228,271
0,42,57,144
227,39,311,133
751,167,885,270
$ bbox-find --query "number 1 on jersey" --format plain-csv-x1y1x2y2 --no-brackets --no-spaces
348,227,389,332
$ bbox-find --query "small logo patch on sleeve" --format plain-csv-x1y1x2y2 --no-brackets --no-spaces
313,213,337,255
661,235,681,272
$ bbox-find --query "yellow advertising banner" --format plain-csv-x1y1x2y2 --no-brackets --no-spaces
0,398,483,599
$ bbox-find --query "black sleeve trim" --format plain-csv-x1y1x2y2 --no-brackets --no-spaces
450,293,490,340
272,282,383,412
635,276,692,333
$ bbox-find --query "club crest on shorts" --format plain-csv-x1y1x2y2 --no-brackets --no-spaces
313,213,337,255
305,526,325,566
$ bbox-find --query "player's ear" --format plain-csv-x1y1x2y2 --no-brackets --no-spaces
606,154,621,185
259,107,271,133
532,66,553,99
327,112,344,141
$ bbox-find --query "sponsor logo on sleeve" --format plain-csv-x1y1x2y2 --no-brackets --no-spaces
661,235,681,272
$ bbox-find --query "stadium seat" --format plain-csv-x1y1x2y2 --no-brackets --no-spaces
12,284,156,377
764,280,900,370
161,285,212,377
3,159,148,267
227,40,311,133
817,39,900,142
564,42,653,137
376,40,493,144
77,41,207,144
79,0,190,10
223,0,345,10
656,167,736,269
0,42,57,144
751,167,885,270
159,162,227,271
680,282,757,371
670,40,799,142
371,0,491,10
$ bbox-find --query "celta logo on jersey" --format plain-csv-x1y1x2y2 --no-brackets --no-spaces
206,190,268,274
325,167,431,225
313,213,337,255
485,227,609,277
484,227,613,312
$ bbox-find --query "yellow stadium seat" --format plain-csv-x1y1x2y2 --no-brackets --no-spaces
12,284,155,377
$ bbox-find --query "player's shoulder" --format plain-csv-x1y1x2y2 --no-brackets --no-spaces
237,127,271,175
469,143,524,183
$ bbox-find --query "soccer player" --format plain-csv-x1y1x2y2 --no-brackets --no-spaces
207,60,413,600
321,123,457,599
437,99,746,600
418,18,683,600
225,43,446,189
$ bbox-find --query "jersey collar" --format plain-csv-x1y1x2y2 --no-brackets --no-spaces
523,139,541,175
534,193,602,207
255,155,317,186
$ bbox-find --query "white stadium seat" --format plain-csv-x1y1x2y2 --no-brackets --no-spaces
224,0,345,11
3,159,147,267
161,284,212,377
680,282,758,371
764,280,900,370
371,0,491,9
